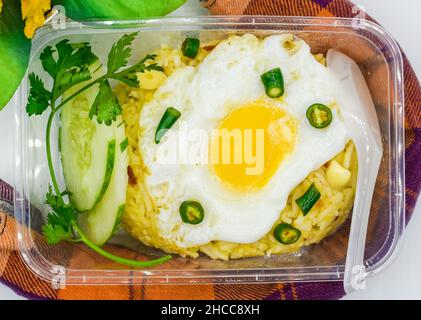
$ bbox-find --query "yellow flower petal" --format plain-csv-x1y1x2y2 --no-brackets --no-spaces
0,0,3,14
21,0,51,38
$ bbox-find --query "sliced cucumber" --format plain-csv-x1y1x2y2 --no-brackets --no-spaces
78,120,129,245
60,64,129,245
60,84,116,212
111,204,126,238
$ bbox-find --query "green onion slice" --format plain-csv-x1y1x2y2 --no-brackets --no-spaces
155,107,181,144
120,138,129,152
182,37,200,59
273,223,301,244
295,183,321,215
261,67,284,98
179,201,205,225
306,103,332,128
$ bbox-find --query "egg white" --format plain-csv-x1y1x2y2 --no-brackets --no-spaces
139,34,349,247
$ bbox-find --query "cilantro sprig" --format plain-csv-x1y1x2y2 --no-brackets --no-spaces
27,32,170,267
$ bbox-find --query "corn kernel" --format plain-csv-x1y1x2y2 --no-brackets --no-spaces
313,53,327,66
138,70,167,90
327,160,351,189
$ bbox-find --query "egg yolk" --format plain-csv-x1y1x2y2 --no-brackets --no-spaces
210,101,297,192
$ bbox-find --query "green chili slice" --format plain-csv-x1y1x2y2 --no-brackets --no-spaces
273,223,301,244
179,201,204,225
295,183,321,215
155,107,181,144
306,103,332,128
261,68,284,98
182,37,200,59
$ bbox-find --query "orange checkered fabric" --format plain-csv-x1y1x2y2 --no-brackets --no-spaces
1,0,420,299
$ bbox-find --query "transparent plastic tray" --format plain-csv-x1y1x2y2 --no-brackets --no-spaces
13,16,405,287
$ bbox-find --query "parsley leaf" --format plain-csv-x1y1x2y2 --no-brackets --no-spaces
140,54,158,64
55,40,98,71
111,72,139,87
54,66,92,97
45,186,77,230
144,63,164,72
26,73,52,116
89,80,122,125
42,224,73,245
39,46,59,79
42,186,78,244
107,32,138,74
39,39,98,99
109,54,163,88
136,54,162,71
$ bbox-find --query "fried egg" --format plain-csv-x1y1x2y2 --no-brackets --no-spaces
139,34,349,247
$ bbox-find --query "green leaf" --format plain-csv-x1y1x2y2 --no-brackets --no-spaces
45,185,78,230
140,54,158,64
109,54,162,87
42,224,73,244
53,0,187,20
56,40,98,70
0,0,31,111
55,66,92,98
107,32,137,74
144,63,164,72
89,80,122,125
39,46,59,79
45,40,98,98
26,73,52,116
111,72,139,87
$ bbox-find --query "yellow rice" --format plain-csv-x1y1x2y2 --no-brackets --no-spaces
117,40,357,260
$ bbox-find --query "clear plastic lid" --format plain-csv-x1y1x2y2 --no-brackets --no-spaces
13,16,404,288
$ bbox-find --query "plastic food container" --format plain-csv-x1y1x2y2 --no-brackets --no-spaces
13,16,405,288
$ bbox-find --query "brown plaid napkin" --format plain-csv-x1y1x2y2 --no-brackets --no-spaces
1,0,420,300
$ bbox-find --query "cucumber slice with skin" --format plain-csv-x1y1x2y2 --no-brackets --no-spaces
60,64,128,245
111,204,126,237
79,120,128,245
60,84,116,212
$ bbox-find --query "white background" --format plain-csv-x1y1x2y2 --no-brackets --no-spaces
0,0,420,300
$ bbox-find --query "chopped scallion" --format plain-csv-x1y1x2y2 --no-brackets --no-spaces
306,103,332,128
182,37,200,59
261,68,284,98
179,200,204,225
120,138,128,152
273,223,301,244
295,183,321,215
155,107,181,144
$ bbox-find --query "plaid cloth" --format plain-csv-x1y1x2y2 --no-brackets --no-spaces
1,0,420,300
